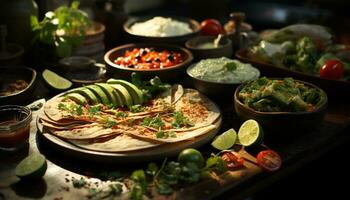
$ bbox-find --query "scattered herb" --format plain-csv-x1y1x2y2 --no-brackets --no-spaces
102,117,117,128
172,111,193,128
156,130,176,139
98,171,123,181
131,73,171,101
88,105,101,116
116,111,127,118
141,114,165,129
129,105,145,113
58,103,84,116
72,177,87,188
204,155,226,173
130,170,148,200
146,163,158,177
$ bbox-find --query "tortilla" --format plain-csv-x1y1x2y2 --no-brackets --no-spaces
39,85,221,152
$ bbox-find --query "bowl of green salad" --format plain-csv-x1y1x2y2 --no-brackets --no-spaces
234,77,328,134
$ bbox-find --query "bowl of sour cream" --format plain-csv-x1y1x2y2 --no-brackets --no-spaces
187,57,260,99
124,16,201,44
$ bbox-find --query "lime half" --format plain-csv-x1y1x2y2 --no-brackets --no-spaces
42,69,72,90
15,153,47,179
238,119,264,147
211,128,237,150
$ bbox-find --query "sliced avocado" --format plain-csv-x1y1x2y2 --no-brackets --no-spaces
70,87,100,105
66,93,87,105
109,84,133,107
107,79,144,105
95,83,122,107
85,85,110,105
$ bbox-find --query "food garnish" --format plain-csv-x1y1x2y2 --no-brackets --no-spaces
211,128,237,150
15,153,47,179
256,149,282,172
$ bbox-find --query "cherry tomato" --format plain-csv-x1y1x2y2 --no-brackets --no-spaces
221,151,244,169
256,150,282,172
200,19,224,36
319,60,344,80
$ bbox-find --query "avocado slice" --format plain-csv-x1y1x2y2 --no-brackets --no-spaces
70,87,100,105
85,85,110,105
107,79,144,105
66,93,87,105
95,83,122,107
109,84,133,107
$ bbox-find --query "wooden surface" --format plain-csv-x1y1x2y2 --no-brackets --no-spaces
1,76,350,200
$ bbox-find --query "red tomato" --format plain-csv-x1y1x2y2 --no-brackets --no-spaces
221,151,244,169
319,60,344,80
200,19,223,36
256,150,282,172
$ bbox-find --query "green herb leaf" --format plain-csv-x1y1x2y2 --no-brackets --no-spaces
129,105,145,113
72,177,86,188
146,163,158,177
156,182,173,195
172,111,193,128
88,105,101,116
141,114,164,129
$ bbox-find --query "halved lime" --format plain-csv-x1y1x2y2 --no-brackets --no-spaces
42,69,72,90
15,153,47,179
211,128,237,150
237,119,264,147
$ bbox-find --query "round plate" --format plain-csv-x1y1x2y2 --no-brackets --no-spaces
36,91,222,163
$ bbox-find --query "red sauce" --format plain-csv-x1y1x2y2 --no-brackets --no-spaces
114,48,183,70
0,120,30,148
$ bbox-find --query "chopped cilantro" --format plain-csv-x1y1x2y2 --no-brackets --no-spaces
88,105,101,116
72,177,86,188
57,103,83,116
75,105,83,115
156,130,176,139
102,117,117,128
141,114,164,129
129,104,145,113
116,111,127,118
172,111,193,128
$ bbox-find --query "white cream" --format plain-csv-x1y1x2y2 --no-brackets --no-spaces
130,17,192,37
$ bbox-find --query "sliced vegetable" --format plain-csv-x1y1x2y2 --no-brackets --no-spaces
15,153,47,179
238,119,263,147
256,149,282,172
221,151,244,169
211,128,237,150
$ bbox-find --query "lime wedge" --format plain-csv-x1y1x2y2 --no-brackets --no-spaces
238,119,264,147
211,128,237,150
42,69,72,90
15,153,47,179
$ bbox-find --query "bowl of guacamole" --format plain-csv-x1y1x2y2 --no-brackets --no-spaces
186,57,260,98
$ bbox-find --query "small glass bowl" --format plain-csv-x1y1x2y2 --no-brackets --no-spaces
0,105,32,151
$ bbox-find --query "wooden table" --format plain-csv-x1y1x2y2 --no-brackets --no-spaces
1,75,349,200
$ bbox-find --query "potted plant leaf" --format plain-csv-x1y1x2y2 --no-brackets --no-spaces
30,1,105,62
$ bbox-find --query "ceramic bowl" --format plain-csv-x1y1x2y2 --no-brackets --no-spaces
185,35,233,61
234,78,328,135
104,43,193,82
123,16,200,44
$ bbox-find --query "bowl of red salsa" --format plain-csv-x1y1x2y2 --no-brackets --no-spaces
104,43,193,81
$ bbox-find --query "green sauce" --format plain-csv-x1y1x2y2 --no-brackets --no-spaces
188,57,260,83
195,42,222,49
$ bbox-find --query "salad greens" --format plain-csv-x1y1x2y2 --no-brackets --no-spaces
239,77,326,112
249,24,350,80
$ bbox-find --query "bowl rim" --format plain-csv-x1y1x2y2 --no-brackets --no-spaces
104,43,194,72
185,35,232,50
0,105,32,131
186,60,260,85
234,78,328,115
123,16,201,38
0,67,37,99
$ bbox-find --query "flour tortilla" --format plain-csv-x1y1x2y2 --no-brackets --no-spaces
47,125,123,140
71,134,159,152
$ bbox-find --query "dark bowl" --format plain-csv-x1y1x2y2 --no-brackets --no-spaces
236,49,350,100
185,35,233,61
123,16,201,44
234,79,328,135
64,64,107,87
104,43,193,82
0,67,37,105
